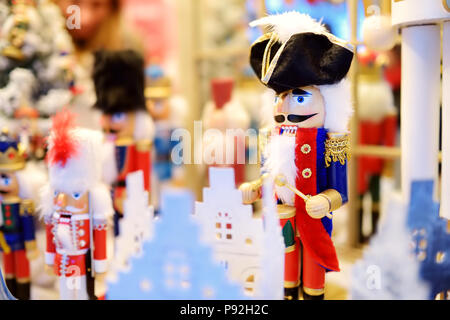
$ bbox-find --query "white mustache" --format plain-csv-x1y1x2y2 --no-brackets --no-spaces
54,205,86,213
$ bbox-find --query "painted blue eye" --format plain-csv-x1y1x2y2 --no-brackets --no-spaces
72,192,82,200
297,96,305,103
3,178,10,186
112,113,126,122
54,190,59,197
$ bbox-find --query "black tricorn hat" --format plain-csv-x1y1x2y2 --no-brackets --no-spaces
93,49,146,114
249,12,354,94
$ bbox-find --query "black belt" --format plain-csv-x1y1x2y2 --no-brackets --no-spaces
113,180,126,188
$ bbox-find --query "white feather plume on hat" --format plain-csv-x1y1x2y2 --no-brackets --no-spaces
48,128,103,194
42,127,113,220
249,11,328,44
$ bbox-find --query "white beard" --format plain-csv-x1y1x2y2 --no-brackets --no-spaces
263,134,297,206
55,222,76,252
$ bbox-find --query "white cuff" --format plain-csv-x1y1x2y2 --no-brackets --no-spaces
94,259,108,274
45,252,55,265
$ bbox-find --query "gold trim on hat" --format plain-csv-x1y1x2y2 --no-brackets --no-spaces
443,0,450,12
262,34,288,85
251,28,354,86
145,87,172,99
326,32,355,53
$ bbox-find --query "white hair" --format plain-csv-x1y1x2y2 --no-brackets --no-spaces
16,163,48,206
39,183,53,219
39,182,113,221
202,99,250,130
317,79,353,133
358,80,396,122
133,110,155,142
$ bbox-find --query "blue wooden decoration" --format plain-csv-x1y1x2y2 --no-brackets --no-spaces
0,269,15,300
107,189,247,299
407,180,450,299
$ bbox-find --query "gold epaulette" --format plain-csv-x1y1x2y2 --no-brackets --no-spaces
136,139,152,152
20,199,35,216
324,133,350,167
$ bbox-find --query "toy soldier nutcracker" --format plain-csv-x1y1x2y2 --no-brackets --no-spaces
145,64,187,200
0,129,38,300
93,49,154,236
202,78,250,186
42,110,113,300
240,11,354,300
357,49,397,243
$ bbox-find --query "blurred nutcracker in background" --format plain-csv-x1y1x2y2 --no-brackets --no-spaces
93,49,154,237
240,12,354,300
0,129,38,300
357,49,397,243
202,78,250,186
41,110,113,300
145,64,187,208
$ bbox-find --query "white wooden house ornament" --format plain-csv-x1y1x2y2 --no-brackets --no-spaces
194,167,264,297
107,170,154,282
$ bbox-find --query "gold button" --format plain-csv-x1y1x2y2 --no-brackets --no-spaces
301,144,311,154
302,168,312,179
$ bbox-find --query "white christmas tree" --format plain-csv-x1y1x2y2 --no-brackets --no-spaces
351,192,429,299
256,177,284,300
107,170,154,283
107,189,246,300
0,268,14,300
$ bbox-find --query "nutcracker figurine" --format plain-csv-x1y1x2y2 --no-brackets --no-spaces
0,128,38,300
42,110,113,300
240,12,354,300
145,64,187,200
202,78,250,186
357,49,397,243
92,50,154,236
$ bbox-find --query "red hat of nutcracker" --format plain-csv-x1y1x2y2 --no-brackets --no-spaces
211,78,234,110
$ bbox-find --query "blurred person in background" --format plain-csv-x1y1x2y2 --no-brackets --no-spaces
54,0,145,129
56,0,144,55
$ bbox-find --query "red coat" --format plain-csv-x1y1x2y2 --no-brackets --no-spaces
45,213,107,277
358,115,397,194
114,141,151,214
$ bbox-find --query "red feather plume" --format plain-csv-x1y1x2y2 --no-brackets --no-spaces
47,109,78,167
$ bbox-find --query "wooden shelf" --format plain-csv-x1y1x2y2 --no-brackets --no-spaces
354,145,442,162
353,145,401,159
